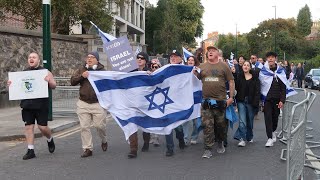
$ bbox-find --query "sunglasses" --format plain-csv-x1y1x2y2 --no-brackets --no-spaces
151,66,159,69
137,56,145,60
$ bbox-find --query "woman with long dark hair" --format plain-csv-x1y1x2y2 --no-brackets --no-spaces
234,61,260,147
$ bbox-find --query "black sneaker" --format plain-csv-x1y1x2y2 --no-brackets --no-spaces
128,151,137,158
47,138,55,153
141,143,149,152
178,139,185,150
224,140,228,147
23,149,36,160
165,150,174,157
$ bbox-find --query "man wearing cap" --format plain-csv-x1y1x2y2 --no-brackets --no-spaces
127,51,151,158
197,46,235,158
164,50,186,157
71,52,108,158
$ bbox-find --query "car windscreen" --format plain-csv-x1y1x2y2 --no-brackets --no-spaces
313,70,320,76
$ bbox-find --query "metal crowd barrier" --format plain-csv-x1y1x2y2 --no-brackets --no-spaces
52,77,79,118
304,92,320,171
280,92,310,180
278,88,307,143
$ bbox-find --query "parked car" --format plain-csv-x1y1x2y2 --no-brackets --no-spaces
304,68,320,89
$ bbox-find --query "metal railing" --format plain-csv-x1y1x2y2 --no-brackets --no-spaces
278,88,307,143
52,77,79,118
280,92,310,180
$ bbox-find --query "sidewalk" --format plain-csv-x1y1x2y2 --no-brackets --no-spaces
0,106,79,141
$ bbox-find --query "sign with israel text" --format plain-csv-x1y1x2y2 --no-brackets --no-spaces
8,69,48,100
88,65,202,140
104,36,137,72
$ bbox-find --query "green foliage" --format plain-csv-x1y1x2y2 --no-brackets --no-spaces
247,18,304,59
217,34,249,59
0,0,116,34
145,0,204,54
297,4,312,37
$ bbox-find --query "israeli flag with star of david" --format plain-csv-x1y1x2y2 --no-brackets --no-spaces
258,62,297,102
88,64,202,140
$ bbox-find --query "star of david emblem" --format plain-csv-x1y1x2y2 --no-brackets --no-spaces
145,87,174,113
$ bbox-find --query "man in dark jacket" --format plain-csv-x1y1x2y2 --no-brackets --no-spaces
262,52,286,147
71,52,108,158
7,52,56,160
295,63,304,88
127,52,151,158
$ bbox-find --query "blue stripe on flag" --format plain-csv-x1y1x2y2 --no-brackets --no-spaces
94,65,193,92
116,91,201,128
261,67,274,76
193,91,202,104
286,88,294,94
117,105,194,128
276,67,284,74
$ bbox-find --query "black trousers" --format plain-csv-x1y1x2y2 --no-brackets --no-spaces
263,99,280,138
297,79,303,88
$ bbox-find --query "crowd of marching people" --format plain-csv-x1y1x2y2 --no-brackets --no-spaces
8,45,298,160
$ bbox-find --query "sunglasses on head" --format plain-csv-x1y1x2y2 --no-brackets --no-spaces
137,56,145,60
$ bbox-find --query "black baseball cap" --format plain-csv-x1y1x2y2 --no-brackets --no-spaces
170,50,182,57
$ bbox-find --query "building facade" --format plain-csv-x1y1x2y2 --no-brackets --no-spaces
201,31,219,63
306,21,320,41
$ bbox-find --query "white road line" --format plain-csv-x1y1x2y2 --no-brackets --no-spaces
56,128,81,139
305,144,320,174
54,126,81,139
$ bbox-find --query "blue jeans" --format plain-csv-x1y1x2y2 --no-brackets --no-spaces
182,121,192,144
191,118,201,141
234,101,255,141
165,126,184,151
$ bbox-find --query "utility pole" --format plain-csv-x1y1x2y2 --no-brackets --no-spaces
235,23,238,60
273,5,277,53
42,0,52,120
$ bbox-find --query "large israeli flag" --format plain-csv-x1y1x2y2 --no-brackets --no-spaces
90,21,117,44
183,47,193,62
88,65,202,140
258,62,297,101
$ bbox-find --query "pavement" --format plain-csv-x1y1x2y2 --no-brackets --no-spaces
0,106,79,141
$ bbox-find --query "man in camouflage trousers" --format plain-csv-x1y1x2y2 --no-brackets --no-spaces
197,46,235,158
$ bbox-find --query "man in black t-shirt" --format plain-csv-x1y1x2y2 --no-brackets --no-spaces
7,52,56,160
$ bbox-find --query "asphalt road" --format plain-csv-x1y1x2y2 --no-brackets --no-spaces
0,90,320,180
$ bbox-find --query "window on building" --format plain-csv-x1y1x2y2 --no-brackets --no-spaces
140,7,144,29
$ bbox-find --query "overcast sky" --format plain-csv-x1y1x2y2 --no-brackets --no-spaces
148,0,320,39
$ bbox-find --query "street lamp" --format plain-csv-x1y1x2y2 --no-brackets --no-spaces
42,0,52,120
235,23,238,60
272,5,277,53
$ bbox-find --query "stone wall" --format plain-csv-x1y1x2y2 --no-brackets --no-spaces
0,27,90,108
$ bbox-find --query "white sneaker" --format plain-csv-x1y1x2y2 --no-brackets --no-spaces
272,132,277,143
190,140,197,145
238,139,246,147
249,139,253,143
202,150,213,158
265,138,274,147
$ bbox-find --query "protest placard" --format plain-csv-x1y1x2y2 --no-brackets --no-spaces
8,69,48,100
104,36,138,72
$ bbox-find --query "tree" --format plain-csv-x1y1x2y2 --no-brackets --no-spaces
145,1,162,54
217,33,249,59
145,0,204,54
0,0,123,34
296,4,313,37
247,18,301,59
